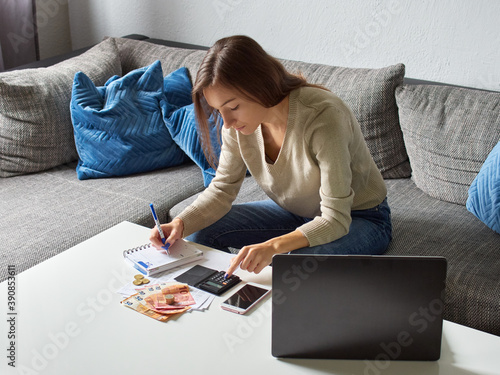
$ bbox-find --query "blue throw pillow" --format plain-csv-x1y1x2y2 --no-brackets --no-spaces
466,141,500,234
70,61,187,179
163,103,221,186
163,66,193,107
160,67,222,187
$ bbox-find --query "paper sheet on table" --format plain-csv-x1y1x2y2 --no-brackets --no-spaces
186,287,214,311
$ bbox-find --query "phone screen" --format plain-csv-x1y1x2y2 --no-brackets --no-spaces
222,284,269,310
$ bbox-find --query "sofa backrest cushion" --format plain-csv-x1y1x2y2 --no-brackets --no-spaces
114,37,206,79
280,60,409,179
114,37,410,179
396,84,500,205
0,38,122,177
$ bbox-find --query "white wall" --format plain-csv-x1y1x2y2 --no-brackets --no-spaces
67,0,500,91
36,0,72,59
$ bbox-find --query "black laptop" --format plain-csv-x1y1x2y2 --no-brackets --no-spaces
271,254,447,360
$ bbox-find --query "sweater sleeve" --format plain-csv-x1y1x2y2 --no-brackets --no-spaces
176,127,247,238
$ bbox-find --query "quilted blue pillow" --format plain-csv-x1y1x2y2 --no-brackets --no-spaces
70,61,187,179
160,67,222,187
163,103,221,186
466,141,500,234
163,66,192,107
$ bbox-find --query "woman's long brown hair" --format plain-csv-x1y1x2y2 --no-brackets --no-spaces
192,35,324,170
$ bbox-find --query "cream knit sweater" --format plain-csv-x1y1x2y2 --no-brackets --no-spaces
177,86,387,247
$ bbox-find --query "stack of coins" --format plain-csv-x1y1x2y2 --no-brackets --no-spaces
165,294,175,305
133,274,150,286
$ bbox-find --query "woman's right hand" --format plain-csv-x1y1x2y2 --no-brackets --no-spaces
149,218,184,250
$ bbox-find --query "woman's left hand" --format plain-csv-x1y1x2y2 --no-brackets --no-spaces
226,241,277,276
225,230,310,276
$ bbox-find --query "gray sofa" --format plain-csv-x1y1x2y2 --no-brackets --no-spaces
1,35,498,336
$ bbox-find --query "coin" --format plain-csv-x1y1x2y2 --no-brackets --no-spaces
132,274,150,286
165,294,175,305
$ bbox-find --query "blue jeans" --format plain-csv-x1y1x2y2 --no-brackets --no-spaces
186,198,392,255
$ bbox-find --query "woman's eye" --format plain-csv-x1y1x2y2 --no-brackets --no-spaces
230,105,239,111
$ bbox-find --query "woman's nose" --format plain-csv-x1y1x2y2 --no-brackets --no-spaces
222,114,236,129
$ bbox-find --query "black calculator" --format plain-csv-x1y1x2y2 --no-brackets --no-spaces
174,265,241,296
197,271,241,295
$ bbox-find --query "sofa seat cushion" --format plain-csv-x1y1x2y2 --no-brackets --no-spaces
396,84,500,205
0,38,122,177
385,178,500,336
0,162,205,282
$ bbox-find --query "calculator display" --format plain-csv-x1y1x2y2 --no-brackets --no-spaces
223,284,269,310
206,280,222,289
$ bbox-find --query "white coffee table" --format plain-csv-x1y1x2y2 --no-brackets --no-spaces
1,221,499,375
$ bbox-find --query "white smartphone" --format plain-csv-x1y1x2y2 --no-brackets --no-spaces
220,283,271,314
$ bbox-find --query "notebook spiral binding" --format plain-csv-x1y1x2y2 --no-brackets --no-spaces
123,243,150,255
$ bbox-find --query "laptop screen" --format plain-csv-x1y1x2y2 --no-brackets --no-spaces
271,255,447,360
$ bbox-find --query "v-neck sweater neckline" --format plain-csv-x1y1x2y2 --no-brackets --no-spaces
258,89,298,172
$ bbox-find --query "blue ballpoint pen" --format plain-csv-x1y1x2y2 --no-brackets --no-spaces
149,203,170,255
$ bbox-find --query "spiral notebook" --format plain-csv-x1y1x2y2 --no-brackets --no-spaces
123,240,204,276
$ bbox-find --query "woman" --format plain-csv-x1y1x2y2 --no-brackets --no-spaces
150,35,392,277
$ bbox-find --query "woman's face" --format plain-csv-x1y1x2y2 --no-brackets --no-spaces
203,84,268,135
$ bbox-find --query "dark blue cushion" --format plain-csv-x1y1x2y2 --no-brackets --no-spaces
70,61,187,179
163,66,193,107
160,68,222,187
467,141,500,234
163,102,221,186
